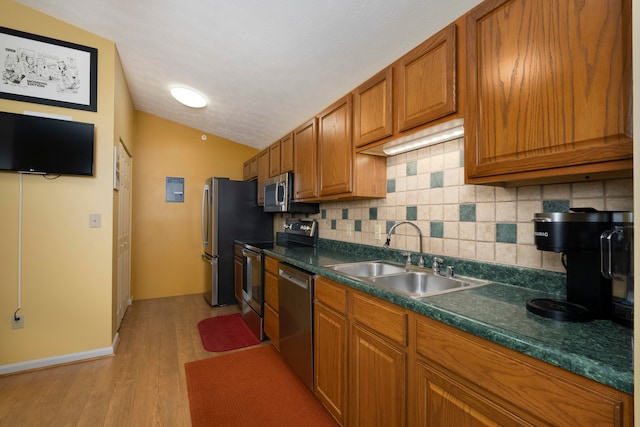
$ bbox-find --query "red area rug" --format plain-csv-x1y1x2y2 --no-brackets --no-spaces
197,313,260,352
185,345,338,426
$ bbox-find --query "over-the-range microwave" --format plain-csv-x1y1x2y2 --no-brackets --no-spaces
263,172,319,214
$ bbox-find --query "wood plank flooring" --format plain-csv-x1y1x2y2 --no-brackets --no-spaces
0,294,258,426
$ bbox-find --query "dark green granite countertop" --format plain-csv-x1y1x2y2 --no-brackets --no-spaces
260,240,634,394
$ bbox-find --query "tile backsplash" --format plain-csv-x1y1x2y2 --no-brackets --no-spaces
277,137,633,274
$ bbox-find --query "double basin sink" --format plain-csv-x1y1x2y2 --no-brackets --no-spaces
324,260,489,298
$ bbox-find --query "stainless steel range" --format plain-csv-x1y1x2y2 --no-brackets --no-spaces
238,218,318,341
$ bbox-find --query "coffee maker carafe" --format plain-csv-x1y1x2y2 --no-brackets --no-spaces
530,208,633,326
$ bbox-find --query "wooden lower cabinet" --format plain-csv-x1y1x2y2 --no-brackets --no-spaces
416,360,532,426
314,302,347,425
314,277,348,425
312,276,632,426
263,255,279,349
413,315,633,427
350,324,406,427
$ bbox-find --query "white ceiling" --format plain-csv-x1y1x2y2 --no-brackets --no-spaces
16,0,482,150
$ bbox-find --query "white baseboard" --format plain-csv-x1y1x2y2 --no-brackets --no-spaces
0,332,120,375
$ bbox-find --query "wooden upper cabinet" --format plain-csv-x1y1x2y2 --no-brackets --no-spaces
465,0,632,185
353,67,393,148
293,118,318,200
318,94,353,197
280,132,294,173
243,155,258,181
269,141,281,177
256,148,269,205
397,23,457,132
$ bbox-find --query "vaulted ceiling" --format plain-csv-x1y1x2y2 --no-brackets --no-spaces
16,0,482,149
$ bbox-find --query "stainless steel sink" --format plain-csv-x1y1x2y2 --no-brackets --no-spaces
326,261,408,277
370,271,487,297
324,261,488,297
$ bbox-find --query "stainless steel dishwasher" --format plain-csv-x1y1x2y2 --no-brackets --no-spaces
278,262,314,391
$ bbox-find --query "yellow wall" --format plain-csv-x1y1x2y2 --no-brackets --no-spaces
131,112,258,300
0,0,124,366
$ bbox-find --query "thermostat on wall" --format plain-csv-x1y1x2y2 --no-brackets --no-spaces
166,177,184,202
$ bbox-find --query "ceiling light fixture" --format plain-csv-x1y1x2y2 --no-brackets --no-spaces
380,118,465,156
170,87,208,108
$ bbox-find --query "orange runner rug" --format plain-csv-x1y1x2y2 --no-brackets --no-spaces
185,345,338,426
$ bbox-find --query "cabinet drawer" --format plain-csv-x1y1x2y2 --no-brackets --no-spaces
265,255,279,275
264,270,278,309
351,292,407,346
415,315,630,426
315,276,347,313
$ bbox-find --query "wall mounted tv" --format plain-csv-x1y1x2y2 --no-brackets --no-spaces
0,111,95,176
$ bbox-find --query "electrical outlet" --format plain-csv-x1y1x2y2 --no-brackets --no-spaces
12,314,24,329
374,224,382,240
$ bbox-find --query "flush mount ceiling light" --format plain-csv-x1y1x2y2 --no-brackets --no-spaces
367,118,464,156
170,87,208,108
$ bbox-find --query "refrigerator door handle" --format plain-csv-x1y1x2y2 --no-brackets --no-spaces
202,184,209,248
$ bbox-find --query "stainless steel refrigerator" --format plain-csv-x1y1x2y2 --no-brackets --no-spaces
201,177,273,306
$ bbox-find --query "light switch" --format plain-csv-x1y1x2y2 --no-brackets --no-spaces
89,213,101,228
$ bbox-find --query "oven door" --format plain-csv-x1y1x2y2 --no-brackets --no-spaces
241,247,263,315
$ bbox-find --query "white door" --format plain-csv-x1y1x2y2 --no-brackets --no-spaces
116,141,132,329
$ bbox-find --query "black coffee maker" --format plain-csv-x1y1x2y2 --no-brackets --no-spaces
530,208,633,326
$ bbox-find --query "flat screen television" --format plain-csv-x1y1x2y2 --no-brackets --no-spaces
0,111,95,176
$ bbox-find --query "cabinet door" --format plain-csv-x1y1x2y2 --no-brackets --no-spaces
397,23,457,132
264,303,279,350
269,141,281,177
314,302,347,425
318,94,353,197
242,159,251,181
465,0,632,184
264,265,278,309
293,118,318,200
257,149,270,205
415,360,532,426
350,324,406,427
354,67,393,147
243,156,258,181
280,133,294,173
264,256,280,348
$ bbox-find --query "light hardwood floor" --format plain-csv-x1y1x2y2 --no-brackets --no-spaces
0,293,256,426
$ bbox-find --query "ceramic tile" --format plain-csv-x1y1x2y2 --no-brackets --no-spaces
387,178,396,193
543,199,570,212
572,181,604,198
459,204,476,222
496,201,517,222
542,183,571,199
406,160,418,176
496,223,517,243
430,171,444,188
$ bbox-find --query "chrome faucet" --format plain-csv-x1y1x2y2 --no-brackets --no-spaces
383,221,424,267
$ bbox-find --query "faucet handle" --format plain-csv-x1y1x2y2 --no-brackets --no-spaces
446,265,455,278
402,251,412,266
432,257,444,272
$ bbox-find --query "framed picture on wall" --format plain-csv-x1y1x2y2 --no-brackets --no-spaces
0,26,98,112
